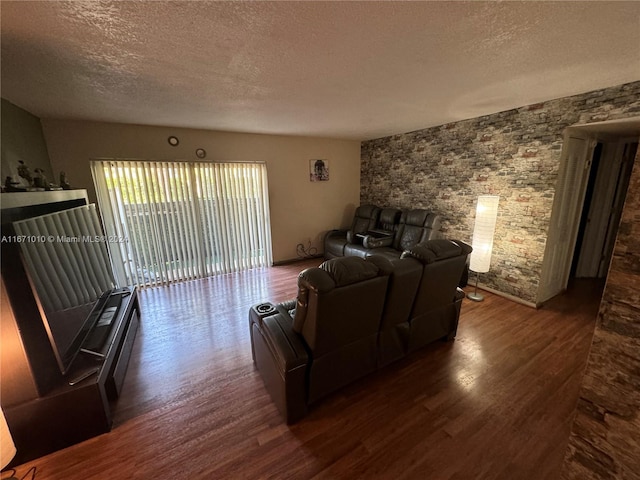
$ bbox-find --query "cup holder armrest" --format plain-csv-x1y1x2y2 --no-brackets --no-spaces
250,302,277,327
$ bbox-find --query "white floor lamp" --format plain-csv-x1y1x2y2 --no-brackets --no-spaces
468,195,500,302
1,407,16,470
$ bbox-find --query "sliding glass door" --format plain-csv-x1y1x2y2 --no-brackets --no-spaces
91,160,272,287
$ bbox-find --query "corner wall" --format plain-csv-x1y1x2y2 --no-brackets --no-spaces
561,147,640,479
40,120,361,263
1,98,53,185
361,81,640,304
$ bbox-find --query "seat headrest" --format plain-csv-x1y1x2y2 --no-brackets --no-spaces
424,213,441,229
401,209,441,228
320,256,381,287
402,239,472,264
404,209,429,226
364,255,394,275
356,204,379,219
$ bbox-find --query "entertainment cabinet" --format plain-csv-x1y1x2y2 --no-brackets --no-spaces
1,191,140,465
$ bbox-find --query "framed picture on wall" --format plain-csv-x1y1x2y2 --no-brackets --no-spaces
310,159,329,182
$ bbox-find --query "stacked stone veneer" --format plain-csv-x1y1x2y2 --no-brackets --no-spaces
361,81,640,304
561,147,640,479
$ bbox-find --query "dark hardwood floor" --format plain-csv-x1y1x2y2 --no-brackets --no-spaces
7,262,601,480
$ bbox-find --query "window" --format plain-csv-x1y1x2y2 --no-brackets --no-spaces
91,160,272,287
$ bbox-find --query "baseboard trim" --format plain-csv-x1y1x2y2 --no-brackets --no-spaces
272,255,324,266
466,284,538,309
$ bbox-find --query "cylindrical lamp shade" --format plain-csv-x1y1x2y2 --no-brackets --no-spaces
469,195,500,273
1,407,16,469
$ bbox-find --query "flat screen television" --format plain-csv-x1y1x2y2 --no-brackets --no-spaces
12,204,117,374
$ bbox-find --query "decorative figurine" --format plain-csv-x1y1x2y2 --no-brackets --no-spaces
17,160,32,186
33,168,47,189
4,176,25,192
60,171,71,190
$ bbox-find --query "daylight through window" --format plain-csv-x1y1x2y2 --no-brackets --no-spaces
91,160,272,287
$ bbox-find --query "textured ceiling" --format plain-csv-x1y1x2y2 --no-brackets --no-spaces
1,1,639,140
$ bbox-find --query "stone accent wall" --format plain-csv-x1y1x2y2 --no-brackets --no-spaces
361,81,640,304
561,147,640,479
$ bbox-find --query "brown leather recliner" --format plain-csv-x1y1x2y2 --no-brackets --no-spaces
294,256,389,404
371,239,471,367
401,239,472,351
249,239,471,424
249,256,389,422
369,254,423,368
343,208,441,260
323,205,381,259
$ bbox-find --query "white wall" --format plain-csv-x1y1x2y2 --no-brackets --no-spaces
41,120,361,263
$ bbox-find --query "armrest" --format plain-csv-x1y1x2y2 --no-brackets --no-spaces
249,302,278,328
325,229,347,240
346,229,377,244
252,312,310,423
261,313,309,372
362,234,393,249
447,288,466,341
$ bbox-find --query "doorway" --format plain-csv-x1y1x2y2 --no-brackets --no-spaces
571,140,638,279
538,117,640,304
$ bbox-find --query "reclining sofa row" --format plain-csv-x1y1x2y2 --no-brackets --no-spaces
249,238,472,424
324,204,442,262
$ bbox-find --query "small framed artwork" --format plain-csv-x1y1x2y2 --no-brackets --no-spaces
310,159,329,182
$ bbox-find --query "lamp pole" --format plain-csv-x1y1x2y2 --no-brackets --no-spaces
467,270,484,302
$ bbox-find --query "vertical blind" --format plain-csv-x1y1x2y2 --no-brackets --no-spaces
91,160,272,287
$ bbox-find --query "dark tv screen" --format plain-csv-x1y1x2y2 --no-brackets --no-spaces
13,204,116,374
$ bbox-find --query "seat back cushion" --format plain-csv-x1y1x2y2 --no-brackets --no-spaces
350,204,380,235
393,210,443,251
293,256,388,356
422,213,442,241
376,208,401,232
406,240,472,315
393,209,427,251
